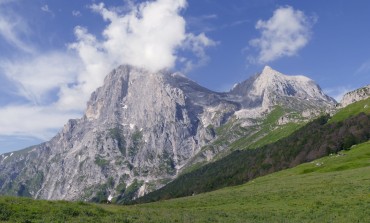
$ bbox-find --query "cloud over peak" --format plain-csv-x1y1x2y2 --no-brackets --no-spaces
0,0,216,141
249,6,316,64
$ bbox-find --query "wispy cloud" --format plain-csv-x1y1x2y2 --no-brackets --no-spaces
249,6,316,64
181,33,217,72
0,5,34,53
41,4,54,16
356,59,370,74
0,104,80,139
324,86,353,102
0,52,82,105
0,0,15,5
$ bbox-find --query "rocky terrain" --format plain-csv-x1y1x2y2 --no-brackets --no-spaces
0,65,336,202
339,84,370,108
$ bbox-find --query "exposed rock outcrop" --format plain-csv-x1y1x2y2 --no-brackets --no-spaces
339,84,370,108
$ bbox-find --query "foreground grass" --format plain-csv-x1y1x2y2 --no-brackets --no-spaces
1,141,370,222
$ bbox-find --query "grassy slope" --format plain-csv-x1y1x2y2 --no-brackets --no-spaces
330,97,370,123
229,106,305,151
1,141,369,222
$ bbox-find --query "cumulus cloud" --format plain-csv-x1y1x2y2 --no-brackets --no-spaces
249,6,316,64
0,0,216,142
86,0,187,72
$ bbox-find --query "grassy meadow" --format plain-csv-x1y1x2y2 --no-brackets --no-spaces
1,141,369,222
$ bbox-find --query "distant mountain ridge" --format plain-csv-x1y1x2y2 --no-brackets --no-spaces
0,65,336,202
231,66,335,108
230,66,335,120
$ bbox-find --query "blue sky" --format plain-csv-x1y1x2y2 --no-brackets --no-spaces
0,0,369,153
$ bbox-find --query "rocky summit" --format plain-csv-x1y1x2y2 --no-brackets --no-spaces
0,65,336,202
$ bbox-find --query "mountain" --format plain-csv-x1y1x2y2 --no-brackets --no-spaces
0,65,335,202
339,84,370,108
182,66,336,169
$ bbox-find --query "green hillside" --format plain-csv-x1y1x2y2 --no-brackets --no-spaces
182,106,305,173
136,112,370,203
1,141,369,222
330,97,370,123
229,106,305,151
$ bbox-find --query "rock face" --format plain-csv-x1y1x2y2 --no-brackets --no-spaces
339,84,370,108
0,65,335,201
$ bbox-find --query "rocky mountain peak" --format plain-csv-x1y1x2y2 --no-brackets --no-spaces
255,66,321,97
260,65,284,77
230,66,335,116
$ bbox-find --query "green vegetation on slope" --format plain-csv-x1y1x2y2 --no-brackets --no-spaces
1,141,369,222
184,106,305,173
181,106,307,178
136,113,370,203
216,106,305,151
330,97,370,123
0,198,111,222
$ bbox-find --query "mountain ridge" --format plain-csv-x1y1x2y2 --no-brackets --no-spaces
0,64,336,202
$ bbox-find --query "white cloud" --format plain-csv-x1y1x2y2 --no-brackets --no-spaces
41,5,49,12
41,4,55,17
41,4,52,13
249,6,316,64
181,33,217,72
0,51,84,138
0,104,80,139
0,0,216,143
87,0,187,72
72,10,82,17
1,52,82,104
